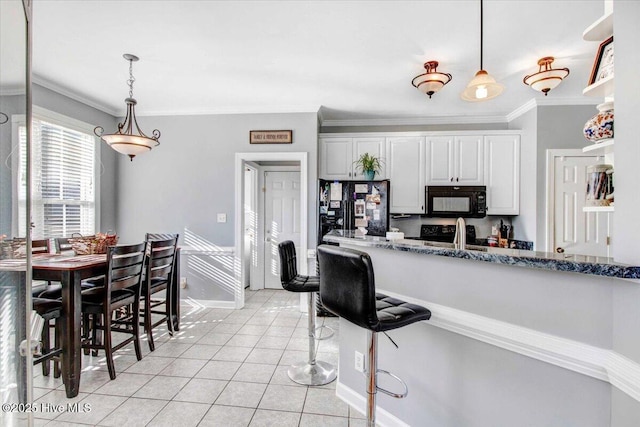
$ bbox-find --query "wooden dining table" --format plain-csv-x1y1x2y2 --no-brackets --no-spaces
30,250,181,398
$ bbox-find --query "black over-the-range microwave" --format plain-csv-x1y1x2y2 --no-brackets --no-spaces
425,186,487,218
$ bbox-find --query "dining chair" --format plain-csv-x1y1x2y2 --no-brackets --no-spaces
32,297,63,378
31,239,54,297
141,234,179,351
81,242,147,380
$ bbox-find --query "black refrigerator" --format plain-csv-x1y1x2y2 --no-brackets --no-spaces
318,179,391,245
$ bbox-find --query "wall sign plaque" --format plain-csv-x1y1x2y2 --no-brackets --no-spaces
249,130,293,144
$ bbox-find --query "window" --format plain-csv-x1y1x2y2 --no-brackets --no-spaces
15,109,99,239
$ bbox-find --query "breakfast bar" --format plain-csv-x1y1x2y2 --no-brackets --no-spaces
323,231,640,427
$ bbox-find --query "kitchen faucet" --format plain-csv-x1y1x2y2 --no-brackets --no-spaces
454,217,466,250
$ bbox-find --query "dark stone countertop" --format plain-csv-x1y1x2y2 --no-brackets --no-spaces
322,230,640,279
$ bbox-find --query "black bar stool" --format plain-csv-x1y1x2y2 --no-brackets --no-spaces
317,244,431,427
278,240,337,386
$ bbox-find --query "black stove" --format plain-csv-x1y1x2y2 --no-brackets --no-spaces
406,224,477,244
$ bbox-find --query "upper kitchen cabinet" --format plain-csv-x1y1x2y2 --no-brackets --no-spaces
484,135,520,215
318,136,386,180
387,136,425,214
426,135,484,185
352,137,386,180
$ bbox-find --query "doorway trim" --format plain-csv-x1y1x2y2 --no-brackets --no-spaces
545,149,601,253
235,152,308,309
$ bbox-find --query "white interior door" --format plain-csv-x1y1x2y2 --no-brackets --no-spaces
264,171,301,289
552,153,610,257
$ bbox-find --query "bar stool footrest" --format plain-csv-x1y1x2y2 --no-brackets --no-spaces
374,369,408,399
313,325,334,341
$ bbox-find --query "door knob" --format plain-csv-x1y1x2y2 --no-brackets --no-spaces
556,247,565,253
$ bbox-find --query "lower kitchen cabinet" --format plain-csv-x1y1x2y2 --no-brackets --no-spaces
484,135,520,215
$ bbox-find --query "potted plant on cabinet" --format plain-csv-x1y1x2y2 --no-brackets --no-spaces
354,152,383,180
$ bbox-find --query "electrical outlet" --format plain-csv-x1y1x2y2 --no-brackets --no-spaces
355,351,364,372
217,213,227,223
180,277,187,289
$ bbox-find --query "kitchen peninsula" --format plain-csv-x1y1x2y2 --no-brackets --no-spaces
323,231,640,427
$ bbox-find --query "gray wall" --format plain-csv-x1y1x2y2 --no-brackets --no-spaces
611,0,640,376
612,0,640,266
509,107,537,245
32,84,119,232
114,112,318,301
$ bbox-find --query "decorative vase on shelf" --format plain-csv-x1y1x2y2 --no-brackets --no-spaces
364,170,376,180
583,101,614,143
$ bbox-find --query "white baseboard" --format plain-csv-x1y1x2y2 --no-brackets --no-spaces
336,381,410,427
379,289,640,404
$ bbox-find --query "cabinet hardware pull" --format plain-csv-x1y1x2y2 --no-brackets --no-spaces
450,177,453,182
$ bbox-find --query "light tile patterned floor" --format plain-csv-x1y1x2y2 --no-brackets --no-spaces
33,289,367,426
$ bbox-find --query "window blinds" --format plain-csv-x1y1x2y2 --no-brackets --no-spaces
18,118,96,239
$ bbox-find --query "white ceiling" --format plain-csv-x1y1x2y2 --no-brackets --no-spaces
29,0,605,125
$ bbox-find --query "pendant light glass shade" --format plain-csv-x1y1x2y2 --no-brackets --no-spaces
462,0,503,102
523,57,570,96
411,61,453,99
94,54,160,161
461,70,504,101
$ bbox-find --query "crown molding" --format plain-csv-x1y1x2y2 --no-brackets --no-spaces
321,114,509,128
33,74,120,116
506,96,599,122
0,88,26,96
135,105,321,117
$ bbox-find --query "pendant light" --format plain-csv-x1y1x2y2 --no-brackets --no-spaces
523,56,570,96
411,61,453,98
94,54,160,161
461,0,504,102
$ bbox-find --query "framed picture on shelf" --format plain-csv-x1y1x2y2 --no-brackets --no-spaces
588,36,614,85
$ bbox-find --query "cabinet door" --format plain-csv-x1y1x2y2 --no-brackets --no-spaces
426,136,454,184
319,137,353,180
387,136,425,213
352,137,387,180
484,135,520,215
455,136,484,185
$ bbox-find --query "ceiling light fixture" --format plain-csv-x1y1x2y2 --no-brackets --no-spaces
523,56,570,96
94,54,160,161
411,61,452,98
461,0,504,102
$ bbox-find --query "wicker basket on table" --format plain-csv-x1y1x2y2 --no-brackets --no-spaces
68,232,118,255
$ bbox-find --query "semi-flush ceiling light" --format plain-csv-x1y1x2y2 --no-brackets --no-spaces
95,54,160,161
461,0,504,102
523,56,570,96
411,61,453,98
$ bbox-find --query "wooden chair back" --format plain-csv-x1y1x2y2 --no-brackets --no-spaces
32,239,51,255
146,235,179,283
105,242,147,296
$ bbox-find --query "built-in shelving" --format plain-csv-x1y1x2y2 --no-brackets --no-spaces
583,206,614,213
583,138,614,154
583,12,613,41
583,75,614,98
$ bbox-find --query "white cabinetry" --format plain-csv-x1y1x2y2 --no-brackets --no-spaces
319,137,386,180
426,135,483,185
484,135,520,215
387,136,425,214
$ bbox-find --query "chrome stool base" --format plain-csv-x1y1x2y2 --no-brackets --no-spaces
288,360,337,386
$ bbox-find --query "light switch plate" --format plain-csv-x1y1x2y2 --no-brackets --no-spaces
217,213,227,223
